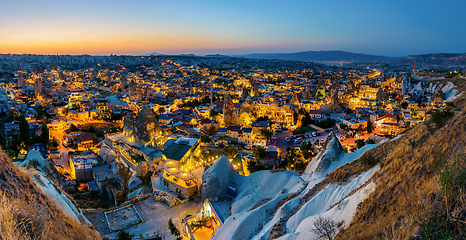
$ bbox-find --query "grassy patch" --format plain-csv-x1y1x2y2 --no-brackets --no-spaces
337,106,466,239
0,150,101,239
71,191,112,209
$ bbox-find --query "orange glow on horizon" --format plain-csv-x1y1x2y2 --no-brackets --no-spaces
0,30,288,55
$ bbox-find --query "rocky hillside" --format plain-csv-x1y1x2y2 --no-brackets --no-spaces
241,50,402,63
202,136,380,239
0,150,100,240
399,53,466,65
338,94,466,239
201,79,466,239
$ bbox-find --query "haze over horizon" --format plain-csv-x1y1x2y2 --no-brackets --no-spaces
1,0,465,57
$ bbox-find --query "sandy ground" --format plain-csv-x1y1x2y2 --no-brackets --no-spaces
106,205,142,231
83,210,111,234
103,196,201,239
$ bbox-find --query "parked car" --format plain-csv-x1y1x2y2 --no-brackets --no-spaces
245,145,252,150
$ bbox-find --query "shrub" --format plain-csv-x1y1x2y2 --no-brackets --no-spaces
116,230,133,240
201,135,211,143
168,218,181,239
355,139,365,149
360,152,377,168
431,110,454,128
310,215,344,240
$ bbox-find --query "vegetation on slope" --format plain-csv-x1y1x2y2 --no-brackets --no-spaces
0,150,101,240
337,104,466,239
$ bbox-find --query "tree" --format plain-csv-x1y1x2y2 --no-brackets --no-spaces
70,103,80,111
88,126,96,133
256,116,270,122
252,145,266,159
201,135,211,143
310,215,343,240
69,123,77,131
116,230,133,240
207,125,216,135
168,218,181,239
260,128,274,140
355,139,365,149
366,120,372,133
209,109,219,118
401,101,408,109
431,110,454,128
18,113,30,144
300,141,311,159
91,135,99,144
222,145,238,160
50,138,59,148
157,106,165,115
301,112,314,127
41,122,49,144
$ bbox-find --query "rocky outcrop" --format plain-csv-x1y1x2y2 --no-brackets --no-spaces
201,156,236,201
305,132,344,174
376,87,388,104
134,103,160,143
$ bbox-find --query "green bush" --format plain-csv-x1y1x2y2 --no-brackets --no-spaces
355,139,365,149
431,110,454,128
116,230,133,240
360,152,377,168
168,218,181,238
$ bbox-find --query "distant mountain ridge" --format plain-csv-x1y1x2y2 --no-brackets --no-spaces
142,51,466,65
238,50,403,63
399,52,466,65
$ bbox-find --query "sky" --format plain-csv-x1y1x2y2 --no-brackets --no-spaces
0,0,465,57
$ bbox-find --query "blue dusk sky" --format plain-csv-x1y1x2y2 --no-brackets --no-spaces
0,0,465,56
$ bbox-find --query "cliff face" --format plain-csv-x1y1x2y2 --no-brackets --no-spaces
304,132,344,177
0,150,101,240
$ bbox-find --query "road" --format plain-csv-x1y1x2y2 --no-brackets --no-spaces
269,130,330,159
50,129,72,171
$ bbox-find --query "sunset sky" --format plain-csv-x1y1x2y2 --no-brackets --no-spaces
1,0,465,56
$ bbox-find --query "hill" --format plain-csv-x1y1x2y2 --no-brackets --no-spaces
0,150,100,240
239,50,402,63
338,79,466,239
398,52,466,65
201,78,466,239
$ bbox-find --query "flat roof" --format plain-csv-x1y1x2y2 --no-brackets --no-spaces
163,144,192,161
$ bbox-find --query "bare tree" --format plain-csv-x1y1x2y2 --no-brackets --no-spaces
310,215,343,240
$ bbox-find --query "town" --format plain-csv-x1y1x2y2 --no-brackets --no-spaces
0,53,463,239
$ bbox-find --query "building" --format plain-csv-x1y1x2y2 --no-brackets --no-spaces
97,99,111,120
163,137,200,163
69,152,102,182
2,121,20,147
309,109,322,119
182,199,226,240
161,160,198,199
93,164,114,189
